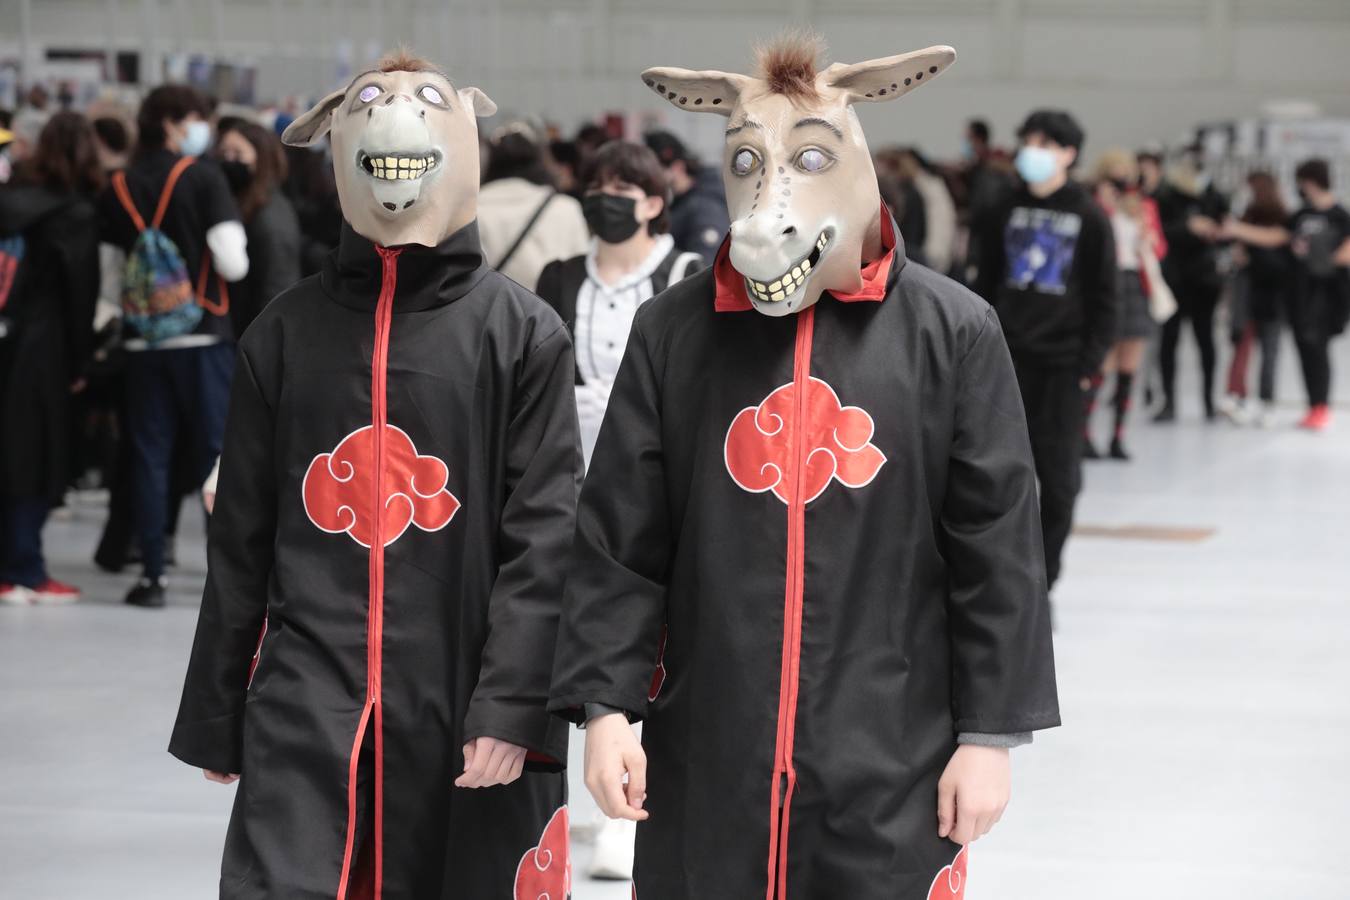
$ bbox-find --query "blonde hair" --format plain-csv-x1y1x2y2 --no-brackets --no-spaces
1093,147,1143,219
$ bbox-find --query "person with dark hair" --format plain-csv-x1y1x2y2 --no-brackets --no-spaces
964,118,990,162
536,140,702,466
91,116,131,173
97,83,249,608
643,129,729,266
0,112,104,604
214,117,301,333
975,107,1118,591
1223,158,1350,431
1137,149,1164,197
545,138,584,197
1217,171,1290,427
1152,148,1229,422
478,121,588,290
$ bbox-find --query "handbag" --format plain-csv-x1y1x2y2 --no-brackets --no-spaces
1140,245,1178,323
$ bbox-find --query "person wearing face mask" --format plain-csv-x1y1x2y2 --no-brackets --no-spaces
536,140,703,467
1083,149,1168,460
975,108,1118,592
1151,147,1230,422
215,117,301,334
96,84,249,608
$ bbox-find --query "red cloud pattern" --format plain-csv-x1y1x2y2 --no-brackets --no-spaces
725,377,886,505
514,806,570,900
927,845,968,900
302,425,460,548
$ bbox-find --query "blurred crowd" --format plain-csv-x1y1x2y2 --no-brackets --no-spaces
0,81,1346,619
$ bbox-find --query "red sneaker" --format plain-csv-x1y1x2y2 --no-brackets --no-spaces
0,583,34,606
1299,405,1332,431
33,579,81,604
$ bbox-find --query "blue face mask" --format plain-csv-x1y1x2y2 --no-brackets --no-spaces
960,138,975,162
1015,145,1059,186
179,120,212,157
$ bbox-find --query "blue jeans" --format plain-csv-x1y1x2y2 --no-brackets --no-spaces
125,343,235,579
0,496,49,587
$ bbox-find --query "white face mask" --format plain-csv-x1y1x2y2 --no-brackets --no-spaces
179,120,212,157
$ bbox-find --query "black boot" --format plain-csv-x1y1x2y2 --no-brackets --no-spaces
1083,435,1101,460
1109,438,1131,461
1153,403,1176,423
124,577,167,609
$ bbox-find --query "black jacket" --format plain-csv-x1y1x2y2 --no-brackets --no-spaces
550,221,1059,900
669,167,729,266
0,184,100,502
976,180,1119,376
169,221,581,899
231,190,302,335
1156,182,1229,290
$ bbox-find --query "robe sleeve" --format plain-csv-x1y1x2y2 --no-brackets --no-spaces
168,346,276,774
941,308,1061,735
548,316,669,724
462,324,581,767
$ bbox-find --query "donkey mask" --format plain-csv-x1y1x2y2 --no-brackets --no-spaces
281,52,497,249
644,37,955,316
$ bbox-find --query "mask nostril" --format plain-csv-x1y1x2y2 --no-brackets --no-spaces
781,225,797,237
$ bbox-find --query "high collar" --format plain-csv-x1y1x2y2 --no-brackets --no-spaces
713,203,905,313
321,219,489,313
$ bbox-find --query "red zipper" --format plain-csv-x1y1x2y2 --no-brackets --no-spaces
764,306,815,900
335,245,401,900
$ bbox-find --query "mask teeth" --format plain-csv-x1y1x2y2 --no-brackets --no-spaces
367,153,437,181
746,231,828,303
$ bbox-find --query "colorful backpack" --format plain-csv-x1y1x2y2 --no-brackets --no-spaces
111,157,204,343
0,234,25,342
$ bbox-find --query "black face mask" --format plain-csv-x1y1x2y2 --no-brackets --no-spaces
1108,177,1135,194
219,159,254,194
582,193,643,244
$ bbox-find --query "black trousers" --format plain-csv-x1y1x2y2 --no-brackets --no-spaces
124,343,234,579
1014,360,1085,590
1158,279,1221,413
1296,336,1332,407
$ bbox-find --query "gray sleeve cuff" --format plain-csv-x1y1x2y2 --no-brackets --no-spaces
582,702,632,727
958,731,1033,748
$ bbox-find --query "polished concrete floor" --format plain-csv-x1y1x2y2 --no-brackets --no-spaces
3,337,1348,899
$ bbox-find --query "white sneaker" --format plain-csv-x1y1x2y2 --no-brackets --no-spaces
1217,393,1249,425
0,583,35,606
1255,403,1276,429
588,816,636,880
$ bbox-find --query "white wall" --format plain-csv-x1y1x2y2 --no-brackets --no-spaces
7,0,1350,163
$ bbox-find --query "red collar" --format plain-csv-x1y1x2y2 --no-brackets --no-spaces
713,204,899,313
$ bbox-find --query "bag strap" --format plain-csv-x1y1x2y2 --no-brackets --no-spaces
111,171,147,233
196,252,230,316
669,251,702,285
152,156,196,230
496,190,557,271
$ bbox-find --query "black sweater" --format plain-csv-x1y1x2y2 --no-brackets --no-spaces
976,180,1119,377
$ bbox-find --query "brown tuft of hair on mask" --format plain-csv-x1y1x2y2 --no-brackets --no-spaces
376,47,436,74
754,29,825,101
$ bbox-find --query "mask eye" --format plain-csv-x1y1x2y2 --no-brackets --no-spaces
731,148,760,177
358,84,382,104
418,85,445,106
795,148,832,173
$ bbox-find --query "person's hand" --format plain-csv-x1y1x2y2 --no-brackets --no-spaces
1188,215,1218,240
455,736,526,789
584,713,649,822
204,770,239,785
1292,237,1309,259
937,745,1010,845
69,377,87,394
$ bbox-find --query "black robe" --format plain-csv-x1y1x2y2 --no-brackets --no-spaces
549,215,1059,900
170,221,580,900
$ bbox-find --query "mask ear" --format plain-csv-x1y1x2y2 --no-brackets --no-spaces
640,67,753,116
281,88,346,147
459,87,497,118
821,46,956,105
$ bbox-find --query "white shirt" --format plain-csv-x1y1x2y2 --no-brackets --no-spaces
574,234,678,464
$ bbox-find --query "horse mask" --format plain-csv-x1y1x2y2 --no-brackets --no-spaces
281,50,497,248
643,36,955,316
